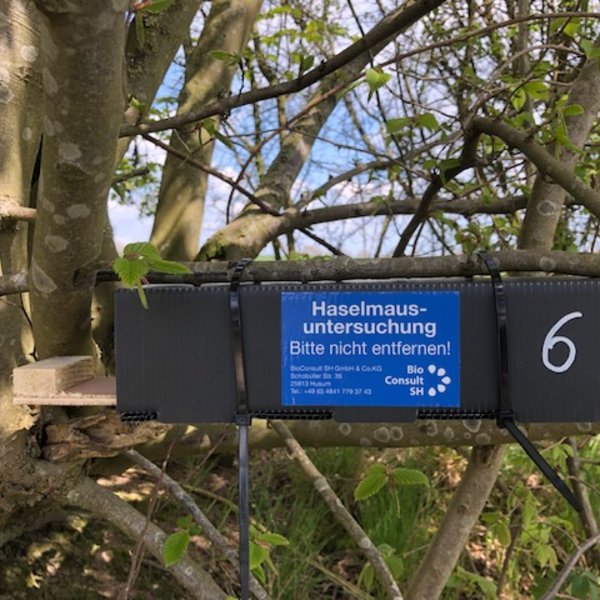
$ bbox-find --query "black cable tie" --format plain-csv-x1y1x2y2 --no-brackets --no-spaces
477,251,581,512
229,257,253,600
476,251,511,428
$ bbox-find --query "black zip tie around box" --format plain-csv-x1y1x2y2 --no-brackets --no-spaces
477,251,581,512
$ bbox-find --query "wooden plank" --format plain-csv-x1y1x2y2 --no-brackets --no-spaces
12,356,116,406
13,356,94,396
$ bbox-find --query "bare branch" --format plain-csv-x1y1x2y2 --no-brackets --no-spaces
470,117,600,219
0,199,36,222
124,449,271,600
119,0,448,137
143,133,280,216
393,131,481,256
270,420,404,600
540,532,600,600
65,475,229,599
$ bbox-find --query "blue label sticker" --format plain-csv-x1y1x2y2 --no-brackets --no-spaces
281,291,460,407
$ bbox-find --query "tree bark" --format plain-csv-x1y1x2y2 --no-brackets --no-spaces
407,446,505,600
518,37,600,250
197,0,446,260
30,0,127,359
150,0,263,260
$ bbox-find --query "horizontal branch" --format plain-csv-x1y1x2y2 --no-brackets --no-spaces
0,199,36,222
0,272,29,295
4,250,600,298
287,195,534,230
119,0,446,137
139,251,600,282
49,412,600,465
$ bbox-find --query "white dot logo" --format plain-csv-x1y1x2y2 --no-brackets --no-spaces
427,365,451,397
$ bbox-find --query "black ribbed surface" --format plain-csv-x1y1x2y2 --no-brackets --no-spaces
115,278,600,424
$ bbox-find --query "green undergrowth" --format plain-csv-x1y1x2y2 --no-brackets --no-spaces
0,442,598,598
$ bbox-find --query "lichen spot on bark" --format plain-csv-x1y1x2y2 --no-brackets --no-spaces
22,127,33,141
359,537,372,549
67,204,91,219
462,419,482,433
31,258,58,293
338,423,352,436
373,426,390,443
59,142,82,162
20,45,38,62
0,66,14,103
42,68,58,95
539,256,557,271
45,235,68,253
314,477,328,492
390,426,403,441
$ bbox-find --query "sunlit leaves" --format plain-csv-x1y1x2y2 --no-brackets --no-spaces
354,463,428,506
365,68,391,100
354,464,387,501
163,530,191,567
113,242,191,309
249,528,289,584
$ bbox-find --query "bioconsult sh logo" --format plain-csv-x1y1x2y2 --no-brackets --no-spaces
281,291,460,408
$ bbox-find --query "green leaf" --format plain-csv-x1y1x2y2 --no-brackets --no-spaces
523,80,548,101
511,88,527,111
581,40,600,60
365,68,391,100
354,465,386,501
358,563,375,591
253,563,267,584
299,54,315,73
562,104,584,117
113,256,150,288
563,18,580,38
391,468,429,486
249,541,269,569
163,530,190,567
386,117,411,134
492,520,511,547
570,573,591,598
176,515,194,530
136,280,149,310
416,112,440,132
385,553,403,579
534,544,558,569
146,258,192,275
256,532,290,547
123,241,161,261
145,0,174,13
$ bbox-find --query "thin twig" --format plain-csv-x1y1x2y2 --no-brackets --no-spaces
270,420,404,600
119,436,179,600
124,449,271,600
298,227,347,256
142,133,280,216
540,532,600,600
